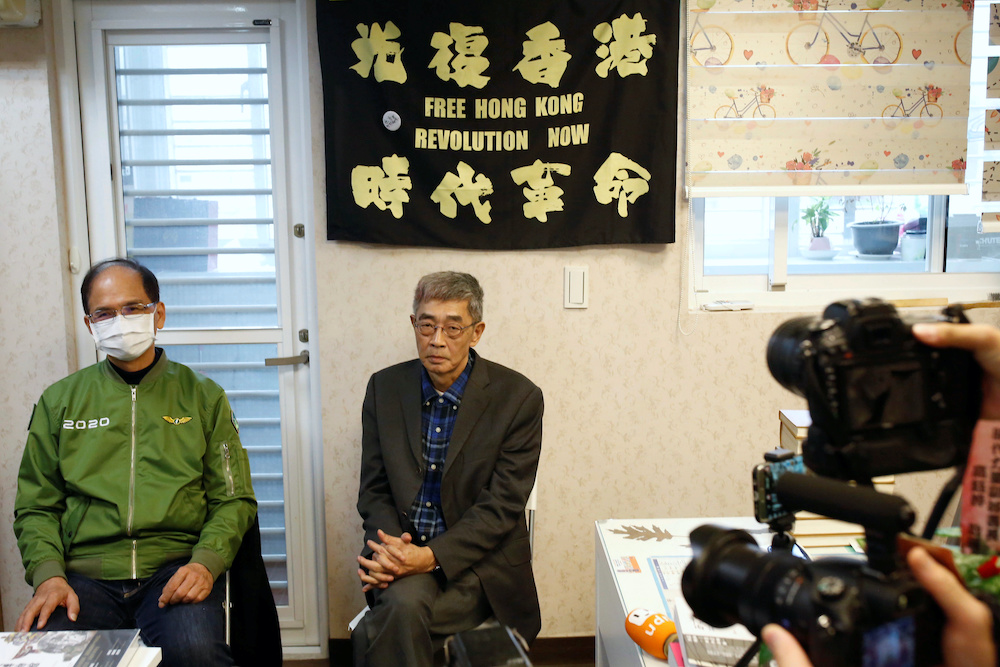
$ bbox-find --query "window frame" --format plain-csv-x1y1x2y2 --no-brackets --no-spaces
679,2,1000,312
688,195,1000,311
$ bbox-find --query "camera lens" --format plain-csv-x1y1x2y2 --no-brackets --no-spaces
682,525,812,635
766,317,818,397
681,524,944,667
682,525,759,628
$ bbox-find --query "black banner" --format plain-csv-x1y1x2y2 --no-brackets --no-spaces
317,1,678,249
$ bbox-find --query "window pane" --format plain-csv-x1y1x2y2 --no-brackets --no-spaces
114,43,277,329
163,343,288,605
701,195,934,276
127,165,272,191
790,195,930,275
702,197,770,275
945,212,1000,272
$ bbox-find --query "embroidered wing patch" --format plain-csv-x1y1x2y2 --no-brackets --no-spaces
163,416,193,425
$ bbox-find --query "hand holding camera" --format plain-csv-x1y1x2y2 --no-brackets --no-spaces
682,301,1000,667
762,545,996,667
911,321,1000,422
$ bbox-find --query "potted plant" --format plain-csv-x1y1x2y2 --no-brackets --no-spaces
901,217,928,261
847,195,902,256
800,197,837,259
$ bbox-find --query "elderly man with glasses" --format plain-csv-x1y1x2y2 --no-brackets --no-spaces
353,271,544,667
13,258,257,667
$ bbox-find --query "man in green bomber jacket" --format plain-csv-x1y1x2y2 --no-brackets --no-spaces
13,258,257,667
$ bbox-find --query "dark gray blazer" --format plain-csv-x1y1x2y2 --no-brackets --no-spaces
357,355,543,642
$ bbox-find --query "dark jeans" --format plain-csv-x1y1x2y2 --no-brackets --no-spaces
36,560,232,667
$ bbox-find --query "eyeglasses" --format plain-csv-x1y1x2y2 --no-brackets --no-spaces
413,322,478,339
87,302,157,324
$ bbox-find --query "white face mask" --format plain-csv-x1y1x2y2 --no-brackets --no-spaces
90,312,156,362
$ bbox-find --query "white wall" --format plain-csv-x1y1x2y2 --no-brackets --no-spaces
1,6,996,641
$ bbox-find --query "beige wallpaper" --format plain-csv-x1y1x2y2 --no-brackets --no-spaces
0,13,75,629
1,3,998,645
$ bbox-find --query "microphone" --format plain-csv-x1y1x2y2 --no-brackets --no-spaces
625,608,677,660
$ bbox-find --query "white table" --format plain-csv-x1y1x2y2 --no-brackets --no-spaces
594,517,769,667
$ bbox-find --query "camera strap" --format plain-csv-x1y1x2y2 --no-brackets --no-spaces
734,638,761,667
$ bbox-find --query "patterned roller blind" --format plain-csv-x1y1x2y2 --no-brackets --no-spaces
685,0,972,197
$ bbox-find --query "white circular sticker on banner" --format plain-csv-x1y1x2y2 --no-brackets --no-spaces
383,111,401,132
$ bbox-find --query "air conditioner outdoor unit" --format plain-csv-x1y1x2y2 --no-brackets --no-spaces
0,0,40,27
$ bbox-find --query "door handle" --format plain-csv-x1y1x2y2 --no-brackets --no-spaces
264,350,310,366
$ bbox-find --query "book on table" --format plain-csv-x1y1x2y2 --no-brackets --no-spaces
0,629,145,666
672,599,758,667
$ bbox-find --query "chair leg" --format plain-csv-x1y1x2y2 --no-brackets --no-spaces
224,570,232,647
527,508,536,554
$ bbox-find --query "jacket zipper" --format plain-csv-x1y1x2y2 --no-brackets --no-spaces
222,442,235,496
128,385,138,579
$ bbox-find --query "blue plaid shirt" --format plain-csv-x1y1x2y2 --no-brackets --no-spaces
409,350,476,544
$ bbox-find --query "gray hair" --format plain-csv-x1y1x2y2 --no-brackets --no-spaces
412,271,484,323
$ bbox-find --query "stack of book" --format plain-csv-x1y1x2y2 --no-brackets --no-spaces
668,598,758,667
0,629,160,667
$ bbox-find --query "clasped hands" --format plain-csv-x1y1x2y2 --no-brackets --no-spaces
356,528,438,592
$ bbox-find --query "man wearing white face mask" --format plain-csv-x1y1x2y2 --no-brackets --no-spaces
88,299,158,361
13,258,258,667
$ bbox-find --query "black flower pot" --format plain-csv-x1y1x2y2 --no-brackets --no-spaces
847,221,902,255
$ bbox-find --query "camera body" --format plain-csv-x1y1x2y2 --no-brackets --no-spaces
682,526,944,667
680,298,981,667
766,298,980,481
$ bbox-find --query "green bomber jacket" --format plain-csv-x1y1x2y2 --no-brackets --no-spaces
14,349,257,589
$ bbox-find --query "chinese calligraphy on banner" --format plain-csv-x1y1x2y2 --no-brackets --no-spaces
316,0,678,249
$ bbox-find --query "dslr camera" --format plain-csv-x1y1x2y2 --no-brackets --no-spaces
767,298,980,481
683,523,943,667
682,298,982,667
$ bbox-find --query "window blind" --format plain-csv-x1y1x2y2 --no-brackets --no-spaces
685,0,972,198
969,1,1000,232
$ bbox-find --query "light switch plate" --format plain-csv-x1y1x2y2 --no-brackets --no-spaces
564,266,588,308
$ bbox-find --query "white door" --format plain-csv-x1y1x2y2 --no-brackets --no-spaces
69,0,326,655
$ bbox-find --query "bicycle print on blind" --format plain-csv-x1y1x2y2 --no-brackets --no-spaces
685,0,971,193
